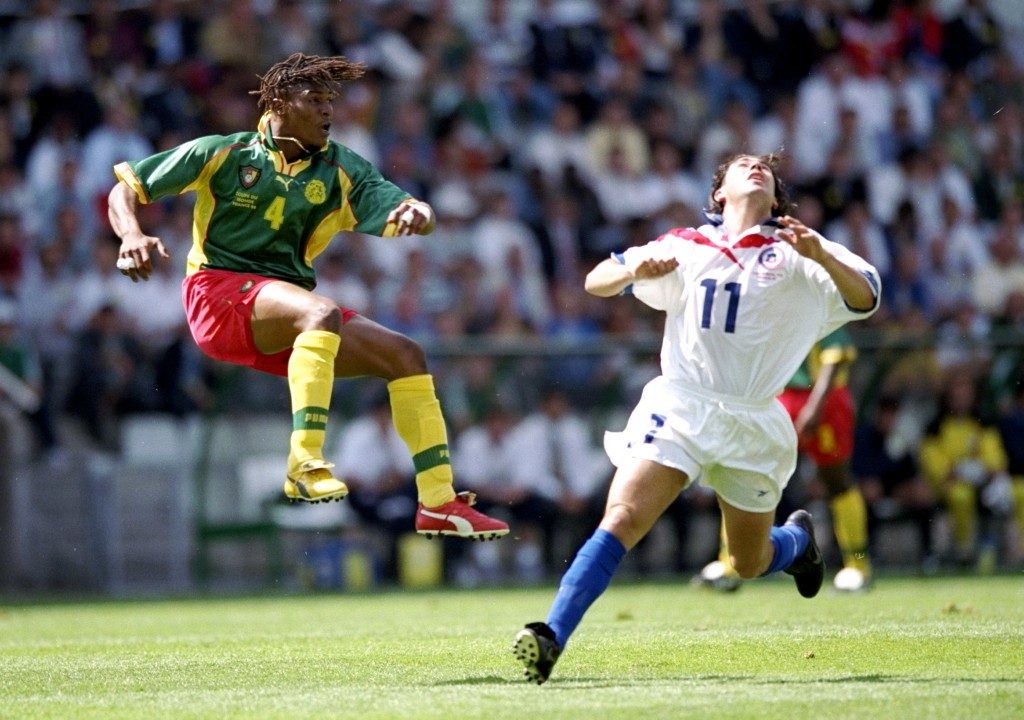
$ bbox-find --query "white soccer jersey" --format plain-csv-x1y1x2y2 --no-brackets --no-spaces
618,219,880,403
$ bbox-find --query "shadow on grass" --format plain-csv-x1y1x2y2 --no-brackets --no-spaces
436,673,1024,688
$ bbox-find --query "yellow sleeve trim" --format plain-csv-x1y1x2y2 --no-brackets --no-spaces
113,162,151,204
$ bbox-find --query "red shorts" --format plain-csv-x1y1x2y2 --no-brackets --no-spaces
777,385,855,466
182,269,357,377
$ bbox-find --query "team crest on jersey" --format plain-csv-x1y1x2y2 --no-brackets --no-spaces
239,166,261,188
757,246,784,269
304,179,327,205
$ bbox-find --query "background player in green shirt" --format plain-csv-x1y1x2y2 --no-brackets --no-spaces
778,326,872,590
107,53,508,541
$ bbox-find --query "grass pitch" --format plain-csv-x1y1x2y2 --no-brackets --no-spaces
1,575,1022,719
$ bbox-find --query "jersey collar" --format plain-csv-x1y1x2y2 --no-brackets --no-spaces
701,212,783,244
703,211,782,229
257,112,327,176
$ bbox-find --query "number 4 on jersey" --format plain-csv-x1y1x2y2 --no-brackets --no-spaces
264,196,286,230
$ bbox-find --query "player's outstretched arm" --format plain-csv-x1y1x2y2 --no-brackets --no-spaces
777,215,876,311
585,257,679,297
108,182,170,283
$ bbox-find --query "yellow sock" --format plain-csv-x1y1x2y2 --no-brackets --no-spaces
831,487,871,576
388,374,456,507
1012,477,1024,546
287,330,340,473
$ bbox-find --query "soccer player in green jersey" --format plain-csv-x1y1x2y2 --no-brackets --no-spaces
107,53,509,541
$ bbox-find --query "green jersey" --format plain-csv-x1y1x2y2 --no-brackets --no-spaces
114,113,412,290
786,326,857,390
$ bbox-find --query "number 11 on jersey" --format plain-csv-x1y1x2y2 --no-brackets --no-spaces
699,278,742,333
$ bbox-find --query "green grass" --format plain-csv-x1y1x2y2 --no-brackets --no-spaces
1,575,1022,719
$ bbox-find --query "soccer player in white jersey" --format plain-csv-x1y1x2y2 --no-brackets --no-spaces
512,153,881,685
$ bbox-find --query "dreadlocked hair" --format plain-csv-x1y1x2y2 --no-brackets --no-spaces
250,53,366,112
707,152,796,217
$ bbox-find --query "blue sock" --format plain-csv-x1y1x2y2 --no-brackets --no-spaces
546,529,626,648
762,523,810,576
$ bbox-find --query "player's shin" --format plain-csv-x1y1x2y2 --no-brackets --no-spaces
287,330,340,471
546,529,626,648
387,374,456,507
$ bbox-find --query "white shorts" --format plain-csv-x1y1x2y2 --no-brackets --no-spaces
603,376,797,513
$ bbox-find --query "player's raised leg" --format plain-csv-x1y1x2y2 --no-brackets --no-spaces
332,316,508,539
718,497,824,598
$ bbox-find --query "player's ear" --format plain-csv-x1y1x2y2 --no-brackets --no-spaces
269,96,287,117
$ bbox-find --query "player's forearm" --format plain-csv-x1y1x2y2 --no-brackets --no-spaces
806,363,840,416
107,182,145,240
584,259,634,297
818,253,877,311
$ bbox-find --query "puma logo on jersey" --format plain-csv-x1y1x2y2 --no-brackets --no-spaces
275,175,297,190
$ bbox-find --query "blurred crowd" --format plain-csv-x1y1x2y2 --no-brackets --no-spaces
1,0,1024,577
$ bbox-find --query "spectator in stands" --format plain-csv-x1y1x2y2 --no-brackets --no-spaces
530,191,589,284
655,50,711,155
971,220,1024,317
137,0,203,71
0,62,36,167
334,388,418,582
0,163,35,241
77,97,154,215
585,94,650,178
826,200,892,284
83,0,149,79
927,195,989,320
521,100,591,192
504,385,608,576
455,400,557,583
639,139,707,222
920,374,1012,570
0,212,25,298
1,0,91,92
66,302,150,448
996,380,1024,559
973,137,1024,223
0,296,49,449
852,393,938,573
197,0,274,74
941,0,1003,73
793,50,854,179
471,187,551,330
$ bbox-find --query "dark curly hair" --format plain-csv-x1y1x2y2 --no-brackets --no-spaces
250,53,365,112
707,153,795,217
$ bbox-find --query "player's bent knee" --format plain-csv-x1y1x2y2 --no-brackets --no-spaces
600,504,645,550
301,298,343,333
388,333,428,376
362,331,428,381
